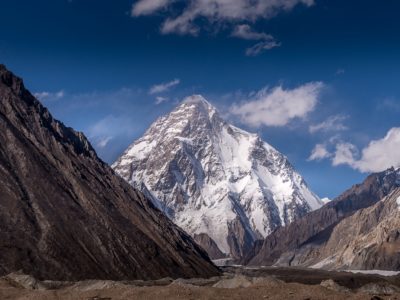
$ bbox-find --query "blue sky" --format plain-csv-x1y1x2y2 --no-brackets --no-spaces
1,0,400,198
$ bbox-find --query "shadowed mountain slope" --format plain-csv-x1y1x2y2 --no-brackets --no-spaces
0,65,220,281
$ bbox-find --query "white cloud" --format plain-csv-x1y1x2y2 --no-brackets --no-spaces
232,24,280,56
232,24,271,40
155,96,168,104
332,128,400,173
309,114,348,134
132,0,315,35
86,115,138,150
149,79,180,94
308,143,332,161
230,82,324,127
34,90,64,102
132,0,170,16
332,142,358,167
96,136,113,148
245,40,281,56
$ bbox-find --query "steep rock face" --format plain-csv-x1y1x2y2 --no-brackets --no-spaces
194,233,226,259
307,188,400,270
112,95,322,259
245,168,400,269
0,65,220,281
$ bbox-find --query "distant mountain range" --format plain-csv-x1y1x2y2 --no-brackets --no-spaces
0,65,219,280
113,95,323,259
1,64,398,282
243,167,400,270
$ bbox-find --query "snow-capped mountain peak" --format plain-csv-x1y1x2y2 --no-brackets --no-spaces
112,95,322,259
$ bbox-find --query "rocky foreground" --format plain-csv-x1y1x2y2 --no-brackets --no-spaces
1,267,400,300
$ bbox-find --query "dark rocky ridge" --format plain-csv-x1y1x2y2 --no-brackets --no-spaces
244,168,400,268
0,65,220,281
194,233,226,260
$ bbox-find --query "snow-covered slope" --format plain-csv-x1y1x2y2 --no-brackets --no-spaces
112,95,322,259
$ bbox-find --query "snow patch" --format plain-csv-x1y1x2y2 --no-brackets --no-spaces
310,256,336,269
321,197,331,204
175,136,194,145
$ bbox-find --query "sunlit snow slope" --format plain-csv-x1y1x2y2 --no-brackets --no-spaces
113,95,322,259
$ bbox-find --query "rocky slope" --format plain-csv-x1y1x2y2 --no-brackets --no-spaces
306,187,400,270
0,65,220,281
245,168,400,270
112,95,322,259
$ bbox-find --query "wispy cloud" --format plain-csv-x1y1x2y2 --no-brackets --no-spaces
130,0,313,54
232,24,280,56
149,79,180,94
132,0,315,36
155,96,169,105
96,136,113,149
230,82,324,127
309,114,348,134
34,90,65,102
335,68,345,75
245,40,281,56
132,0,170,16
86,115,139,151
232,24,272,41
377,97,400,112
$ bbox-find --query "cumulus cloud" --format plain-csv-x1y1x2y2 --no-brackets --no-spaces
149,79,180,94
309,114,348,134
332,128,400,173
34,90,64,102
332,142,358,167
131,0,315,35
232,24,280,56
230,82,324,127
308,143,332,161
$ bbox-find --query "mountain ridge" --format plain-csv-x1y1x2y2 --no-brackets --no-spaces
113,94,322,259
0,65,220,280
244,167,400,270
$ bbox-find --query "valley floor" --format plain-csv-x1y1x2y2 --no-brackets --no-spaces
1,267,400,300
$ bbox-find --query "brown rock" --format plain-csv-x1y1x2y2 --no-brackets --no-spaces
0,65,220,281
244,168,400,269
193,233,226,259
